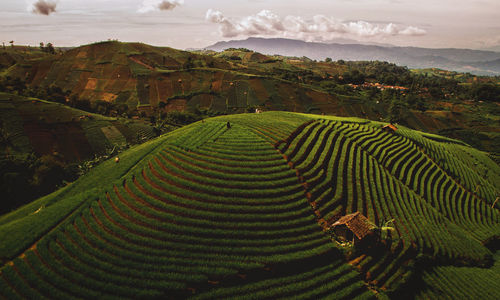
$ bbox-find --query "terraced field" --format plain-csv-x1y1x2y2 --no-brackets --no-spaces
0,112,499,299
4,42,343,115
0,92,155,162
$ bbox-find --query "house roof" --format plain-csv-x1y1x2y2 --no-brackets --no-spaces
332,212,377,240
382,124,398,132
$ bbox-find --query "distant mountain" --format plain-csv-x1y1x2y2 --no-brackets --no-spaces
482,45,500,53
206,37,500,75
320,37,394,47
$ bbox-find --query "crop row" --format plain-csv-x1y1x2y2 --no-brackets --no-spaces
1,119,372,298
279,119,496,289
416,259,500,300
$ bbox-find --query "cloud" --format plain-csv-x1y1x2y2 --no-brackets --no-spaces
398,26,427,36
139,0,184,13
206,9,427,41
206,9,286,38
30,0,57,16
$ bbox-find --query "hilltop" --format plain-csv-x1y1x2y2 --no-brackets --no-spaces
3,41,341,115
0,112,499,299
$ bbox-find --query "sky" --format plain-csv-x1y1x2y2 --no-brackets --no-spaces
1,0,499,50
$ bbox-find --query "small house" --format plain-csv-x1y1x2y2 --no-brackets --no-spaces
331,212,379,248
382,124,398,134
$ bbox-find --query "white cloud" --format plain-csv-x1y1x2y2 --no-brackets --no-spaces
206,9,427,41
139,0,184,13
30,0,57,16
398,26,427,36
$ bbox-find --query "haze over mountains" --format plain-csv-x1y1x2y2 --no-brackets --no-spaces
207,38,500,76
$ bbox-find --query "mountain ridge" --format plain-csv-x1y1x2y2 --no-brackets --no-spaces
206,37,500,75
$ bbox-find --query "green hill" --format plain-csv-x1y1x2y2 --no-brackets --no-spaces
0,112,498,299
0,46,49,73
4,41,348,117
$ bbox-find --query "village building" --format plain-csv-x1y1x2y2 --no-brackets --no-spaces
330,212,379,248
382,124,398,134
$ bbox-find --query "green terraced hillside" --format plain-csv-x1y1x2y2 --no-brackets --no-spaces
0,112,499,299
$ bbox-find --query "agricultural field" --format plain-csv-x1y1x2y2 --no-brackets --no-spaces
0,92,155,162
0,111,498,299
0,92,157,214
3,42,500,154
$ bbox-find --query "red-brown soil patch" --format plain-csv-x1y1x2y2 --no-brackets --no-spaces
84,78,98,90
164,99,187,112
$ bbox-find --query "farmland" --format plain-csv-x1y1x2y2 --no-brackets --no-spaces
2,42,500,155
0,92,155,161
0,92,157,214
0,111,498,299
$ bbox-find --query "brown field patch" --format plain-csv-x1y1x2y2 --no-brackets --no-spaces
99,92,118,102
165,99,187,112
407,111,460,131
154,76,172,101
198,94,213,109
84,78,98,90
76,50,87,59
305,90,341,113
210,72,225,93
427,110,451,118
29,61,52,86
149,79,161,107
70,71,92,94
435,101,454,109
248,79,269,101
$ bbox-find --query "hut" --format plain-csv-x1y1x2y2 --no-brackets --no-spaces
382,124,398,134
330,212,379,248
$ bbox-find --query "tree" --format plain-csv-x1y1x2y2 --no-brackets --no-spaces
46,43,55,54
183,57,195,69
94,100,112,115
388,95,409,124
325,57,332,63
470,83,500,102
342,70,365,85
